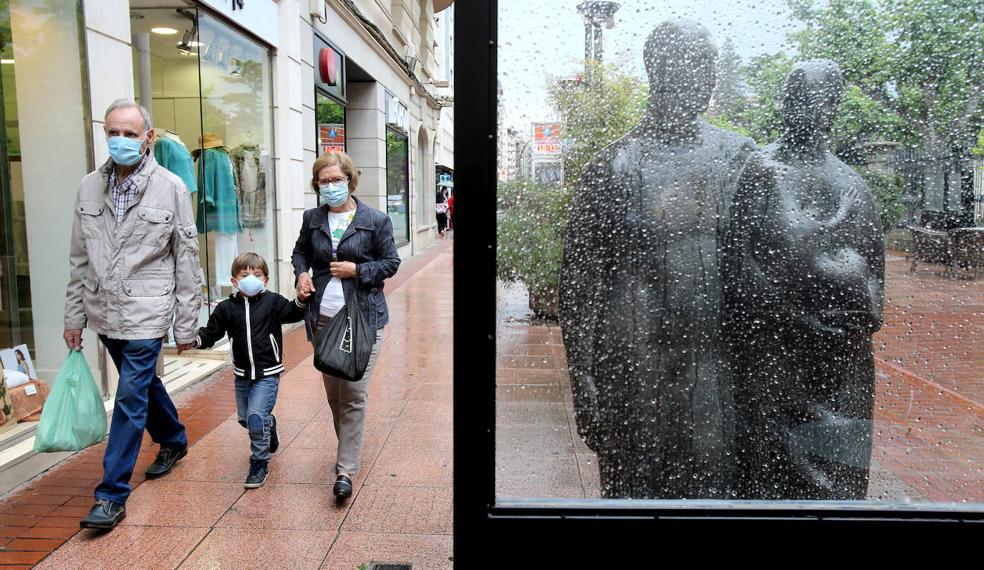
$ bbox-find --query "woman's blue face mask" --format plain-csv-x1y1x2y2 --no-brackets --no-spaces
319,180,350,207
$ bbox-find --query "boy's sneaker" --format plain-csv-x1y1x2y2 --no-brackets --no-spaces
269,415,279,454
244,460,268,489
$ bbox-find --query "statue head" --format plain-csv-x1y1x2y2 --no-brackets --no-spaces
778,60,844,138
643,20,717,122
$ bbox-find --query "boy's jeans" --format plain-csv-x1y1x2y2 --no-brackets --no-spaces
235,375,280,463
96,336,187,504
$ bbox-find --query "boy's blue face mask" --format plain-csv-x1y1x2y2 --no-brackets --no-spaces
107,135,146,166
235,274,266,297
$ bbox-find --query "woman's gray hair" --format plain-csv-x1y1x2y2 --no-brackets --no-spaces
104,99,153,133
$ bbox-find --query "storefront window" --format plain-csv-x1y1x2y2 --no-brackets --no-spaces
316,91,345,155
386,129,410,244
131,7,276,323
197,13,276,307
493,0,984,510
0,0,91,397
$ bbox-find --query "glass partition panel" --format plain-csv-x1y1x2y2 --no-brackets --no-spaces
197,12,277,307
495,0,984,507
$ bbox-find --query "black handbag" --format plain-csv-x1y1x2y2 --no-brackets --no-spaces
313,279,374,381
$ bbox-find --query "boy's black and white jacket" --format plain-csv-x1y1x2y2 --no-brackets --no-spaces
194,291,307,380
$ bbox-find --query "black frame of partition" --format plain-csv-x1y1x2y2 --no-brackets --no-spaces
452,0,984,564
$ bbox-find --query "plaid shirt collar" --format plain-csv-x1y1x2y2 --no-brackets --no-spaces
109,153,149,222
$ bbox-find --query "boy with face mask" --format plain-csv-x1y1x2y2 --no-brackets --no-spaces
179,252,311,487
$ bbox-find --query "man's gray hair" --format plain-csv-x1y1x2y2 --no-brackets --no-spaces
104,99,153,133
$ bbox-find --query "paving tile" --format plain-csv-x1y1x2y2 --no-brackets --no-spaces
215,484,348,531
343,484,452,535
495,452,583,499
320,532,453,570
397,400,453,425
366,447,452,487
4,537,66,551
166,445,254,483
16,526,80,540
0,551,49,565
385,422,453,451
120,481,244,527
34,526,210,570
179,528,333,569
289,420,340,450
272,397,326,422
265,446,336,486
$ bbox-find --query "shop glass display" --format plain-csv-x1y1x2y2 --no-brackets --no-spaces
0,0,92,399
493,0,984,509
131,6,276,326
386,129,410,245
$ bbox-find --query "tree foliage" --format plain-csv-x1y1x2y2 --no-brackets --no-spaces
547,61,647,181
711,0,984,163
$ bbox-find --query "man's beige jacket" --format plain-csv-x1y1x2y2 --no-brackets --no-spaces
64,155,204,344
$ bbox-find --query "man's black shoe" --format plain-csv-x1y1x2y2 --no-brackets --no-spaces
80,499,125,529
144,445,187,479
244,460,269,489
269,415,279,454
333,474,353,500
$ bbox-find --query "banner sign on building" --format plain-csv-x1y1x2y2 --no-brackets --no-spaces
533,122,561,155
386,91,411,134
319,124,346,153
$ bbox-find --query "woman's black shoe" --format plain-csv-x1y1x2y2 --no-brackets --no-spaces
333,474,353,500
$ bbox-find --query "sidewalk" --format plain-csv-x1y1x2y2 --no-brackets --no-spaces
0,240,453,569
495,253,984,502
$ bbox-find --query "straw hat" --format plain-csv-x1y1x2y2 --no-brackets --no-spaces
191,133,227,158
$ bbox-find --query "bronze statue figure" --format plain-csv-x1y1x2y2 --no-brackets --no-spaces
724,60,885,500
559,20,754,499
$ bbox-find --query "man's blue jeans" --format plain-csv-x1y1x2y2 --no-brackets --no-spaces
234,375,279,463
96,336,187,504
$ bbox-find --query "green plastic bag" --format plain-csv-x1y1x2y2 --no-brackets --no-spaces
33,350,107,452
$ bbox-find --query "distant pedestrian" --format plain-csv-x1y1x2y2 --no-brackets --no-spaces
292,151,400,501
65,99,203,530
179,252,311,488
447,190,455,231
435,189,449,238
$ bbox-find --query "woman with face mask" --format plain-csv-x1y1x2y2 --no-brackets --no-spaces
290,151,401,502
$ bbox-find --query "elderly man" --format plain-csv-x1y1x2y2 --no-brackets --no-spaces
64,99,204,529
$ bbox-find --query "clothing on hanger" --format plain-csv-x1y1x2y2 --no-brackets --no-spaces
230,143,267,228
195,147,242,235
154,136,197,194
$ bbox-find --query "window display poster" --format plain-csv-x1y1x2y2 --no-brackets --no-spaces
320,124,345,153
1,345,36,378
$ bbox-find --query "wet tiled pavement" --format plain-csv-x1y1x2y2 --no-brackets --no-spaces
495,253,984,503
1,240,452,569
4,241,983,568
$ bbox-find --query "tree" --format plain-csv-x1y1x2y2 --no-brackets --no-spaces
547,61,647,182
790,0,984,158
711,37,746,119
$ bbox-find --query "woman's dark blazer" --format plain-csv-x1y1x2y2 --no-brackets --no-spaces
291,196,401,341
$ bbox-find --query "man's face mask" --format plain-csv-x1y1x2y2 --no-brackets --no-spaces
107,135,145,167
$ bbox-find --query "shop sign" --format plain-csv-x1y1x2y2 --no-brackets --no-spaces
319,47,339,86
386,92,411,134
533,122,561,155
198,0,279,46
320,123,346,153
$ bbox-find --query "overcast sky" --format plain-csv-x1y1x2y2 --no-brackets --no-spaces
498,0,805,134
